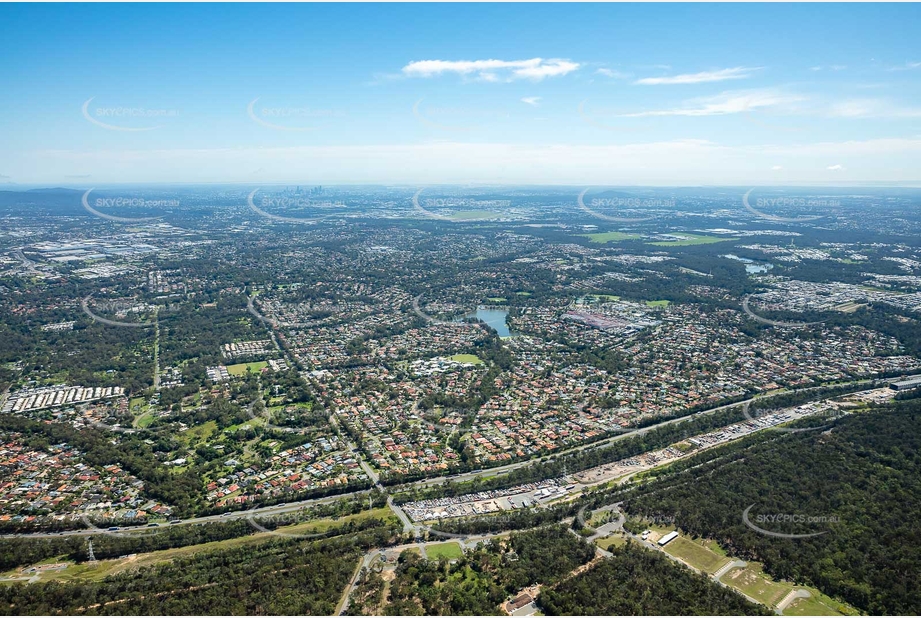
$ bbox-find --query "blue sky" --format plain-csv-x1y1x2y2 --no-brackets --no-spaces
2,2,920,186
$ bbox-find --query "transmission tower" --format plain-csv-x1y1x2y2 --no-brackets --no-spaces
87,539,97,565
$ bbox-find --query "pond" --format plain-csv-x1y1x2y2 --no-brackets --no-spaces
460,307,517,338
723,254,774,274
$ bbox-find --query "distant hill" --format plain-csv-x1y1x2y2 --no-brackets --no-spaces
0,188,87,217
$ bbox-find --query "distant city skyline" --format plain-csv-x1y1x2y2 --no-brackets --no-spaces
2,3,920,185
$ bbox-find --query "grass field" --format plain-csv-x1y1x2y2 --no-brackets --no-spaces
5,507,396,585
662,537,731,574
785,591,856,616
486,297,507,303
179,420,217,446
582,231,642,243
274,506,396,535
596,535,627,550
425,541,464,560
648,233,736,246
645,299,670,307
135,412,156,428
723,562,794,607
227,361,268,376
450,354,484,365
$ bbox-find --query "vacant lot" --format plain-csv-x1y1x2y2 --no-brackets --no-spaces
227,361,268,376
449,354,483,365
425,542,464,560
663,537,730,574
649,233,735,246
582,232,641,243
723,562,793,607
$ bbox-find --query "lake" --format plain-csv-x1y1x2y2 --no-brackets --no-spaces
723,254,774,274
464,307,516,338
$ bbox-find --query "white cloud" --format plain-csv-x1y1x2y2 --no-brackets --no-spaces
772,165,783,170
887,61,921,72
596,68,632,79
619,89,803,117
634,66,757,85
827,164,844,170
521,97,541,106
401,58,579,81
829,98,921,118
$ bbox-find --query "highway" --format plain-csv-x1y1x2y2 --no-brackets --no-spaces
394,379,876,489
2,379,878,540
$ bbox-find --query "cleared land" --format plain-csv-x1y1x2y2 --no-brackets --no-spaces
449,354,484,365
649,234,736,246
3,507,396,585
227,361,268,376
723,562,794,607
662,536,731,574
596,535,627,550
582,232,642,243
786,592,856,616
425,541,464,560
